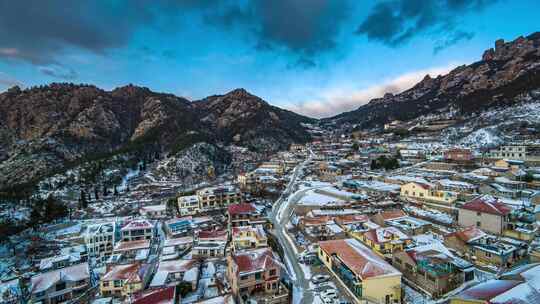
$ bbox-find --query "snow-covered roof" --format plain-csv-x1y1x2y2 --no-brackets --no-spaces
319,239,401,280
31,263,89,294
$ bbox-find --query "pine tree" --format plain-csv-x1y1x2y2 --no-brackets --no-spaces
29,204,42,227
94,188,99,201
80,190,88,209
113,186,119,196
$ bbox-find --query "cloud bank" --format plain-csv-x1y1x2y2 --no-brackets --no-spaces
356,0,496,52
286,63,461,118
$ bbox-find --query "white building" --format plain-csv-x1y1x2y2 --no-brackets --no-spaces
120,219,155,242
83,222,116,263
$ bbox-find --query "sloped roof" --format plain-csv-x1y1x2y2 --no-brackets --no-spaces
133,286,175,304
455,279,523,301
449,226,487,243
363,227,410,244
319,239,401,280
378,209,407,221
232,248,278,274
102,263,149,282
334,214,369,225
31,263,89,294
198,229,228,240
461,195,512,216
227,203,255,215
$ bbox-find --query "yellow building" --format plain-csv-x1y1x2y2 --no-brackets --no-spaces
400,182,458,205
100,263,151,298
318,239,402,304
231,225,268,251
351,227,412,258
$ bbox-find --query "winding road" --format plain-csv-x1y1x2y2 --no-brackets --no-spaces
270,150,315,303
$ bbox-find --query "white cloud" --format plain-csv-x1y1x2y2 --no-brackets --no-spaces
285,62,461,118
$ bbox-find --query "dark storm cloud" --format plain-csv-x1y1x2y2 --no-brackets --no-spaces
0,1,216,67
208,0,351,67
356,0,496,49
434,31,475,54
0,0,351,71
38,65,78,80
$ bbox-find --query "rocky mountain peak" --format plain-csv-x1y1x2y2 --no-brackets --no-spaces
328,31,540,128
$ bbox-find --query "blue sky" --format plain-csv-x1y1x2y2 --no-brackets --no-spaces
0,0,539,118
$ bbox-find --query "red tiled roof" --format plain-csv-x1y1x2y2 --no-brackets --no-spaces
133,286,175,304
228,203,255,215
415,182,433,190
461,195,512,216
113,239,151,252
379,209,407,221
102,263,141,281
301,216,331,226
233,248,277,274
334,214,369,225
456,279,522,301
198,229,228,239
319,239,400,279
449,226,487,243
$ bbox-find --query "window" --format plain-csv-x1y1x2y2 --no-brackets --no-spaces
485,251,492,258
255,273,262,280
55,282,66,291
269,269,276,276
477,212,482,217
240,275,249,281
476,221,481,227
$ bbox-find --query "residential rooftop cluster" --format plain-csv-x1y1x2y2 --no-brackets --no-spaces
2,130,540,304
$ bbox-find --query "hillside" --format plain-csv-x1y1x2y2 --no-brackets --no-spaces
0,85,313,192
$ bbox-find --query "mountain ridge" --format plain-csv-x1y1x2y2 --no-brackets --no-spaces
326,32,540,127
0,84,313,192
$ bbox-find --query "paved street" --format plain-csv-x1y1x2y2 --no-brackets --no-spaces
270,152,314,304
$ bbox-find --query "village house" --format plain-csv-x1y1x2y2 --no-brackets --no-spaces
177,195,200,216
83,222,116,263
112,239,151,263
227,248,289,304
164,216,192,236
351,226,412,257
100,263,153,298
384,216,432,236
149,259,199,290
120,219,155,242
444,226,520,269
132,286,178,304
371,209,408,227
192,229,228,258
198,185,242,212
30,263,90,304
449,263,540,303
231,225,268,251
488,144,540,164
392,243,474,298
457,195,511,235
227,203,266,229
161,236,193,260
443,148,473,162
139,204,167,219
400,182,458,205
318,238,402,304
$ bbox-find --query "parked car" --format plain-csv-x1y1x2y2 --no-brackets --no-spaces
321,289,339,300
311,274,331,284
